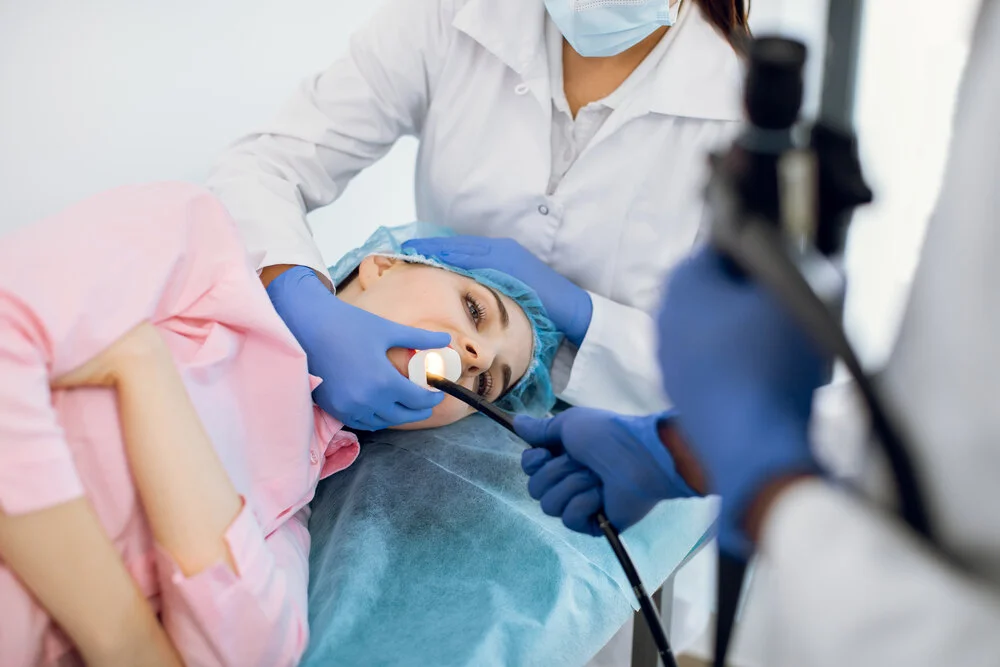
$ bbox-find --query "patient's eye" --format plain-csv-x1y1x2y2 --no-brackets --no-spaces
476,371,494,397
464,292,487,328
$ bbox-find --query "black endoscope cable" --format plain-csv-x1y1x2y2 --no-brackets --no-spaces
426,375,679,667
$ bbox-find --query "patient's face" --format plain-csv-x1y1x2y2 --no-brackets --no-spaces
338,256,534,429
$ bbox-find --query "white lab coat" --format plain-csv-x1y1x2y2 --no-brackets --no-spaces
757,1,1000,663
206,0,743,415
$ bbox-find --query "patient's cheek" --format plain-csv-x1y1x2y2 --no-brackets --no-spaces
391,396,473,430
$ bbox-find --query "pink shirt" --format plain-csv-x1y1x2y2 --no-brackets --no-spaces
0,182,359,666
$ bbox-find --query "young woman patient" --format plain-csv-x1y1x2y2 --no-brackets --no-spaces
0,183,556,667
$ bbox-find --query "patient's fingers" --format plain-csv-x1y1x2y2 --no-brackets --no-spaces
521,448,553,475
562,488,605,536
527,454,584,500
540,470,600,519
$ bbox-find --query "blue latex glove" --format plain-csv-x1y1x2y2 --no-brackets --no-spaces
402,236,593,347
266,266,449,430
657,248,829,557
515,409,698,535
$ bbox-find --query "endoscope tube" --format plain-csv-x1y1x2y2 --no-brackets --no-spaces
426,374,516,431
426,375,679,667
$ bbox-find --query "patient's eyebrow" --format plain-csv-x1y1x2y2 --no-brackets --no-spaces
485,286,509,329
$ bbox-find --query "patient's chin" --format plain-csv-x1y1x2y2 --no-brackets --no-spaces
389,400,474,430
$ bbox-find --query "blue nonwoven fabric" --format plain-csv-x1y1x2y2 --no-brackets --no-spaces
304,415,717,667
327,223,561,417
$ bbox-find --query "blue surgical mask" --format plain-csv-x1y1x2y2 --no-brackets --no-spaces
544,0,675,58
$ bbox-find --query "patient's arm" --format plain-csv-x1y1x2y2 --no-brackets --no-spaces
0,500,182,666
53,321,243,576
0,184,311,666
54,321,313,667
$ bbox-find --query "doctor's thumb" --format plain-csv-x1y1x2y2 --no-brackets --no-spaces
513,414,564,451
388,323,452,351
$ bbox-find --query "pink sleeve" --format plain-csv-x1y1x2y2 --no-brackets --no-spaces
0,294,85,514
155,504,311,667
0,182,239,515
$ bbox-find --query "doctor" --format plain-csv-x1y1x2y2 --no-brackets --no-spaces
518,0,1000,663
207,0,748,429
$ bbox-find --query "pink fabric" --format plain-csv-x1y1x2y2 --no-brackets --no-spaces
0,183,359,666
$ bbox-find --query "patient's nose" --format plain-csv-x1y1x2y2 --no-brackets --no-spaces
456,334,496,376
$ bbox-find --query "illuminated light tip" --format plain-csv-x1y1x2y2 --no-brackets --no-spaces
425,352,445,378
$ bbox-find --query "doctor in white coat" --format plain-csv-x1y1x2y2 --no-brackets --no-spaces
207,0,747,430
517,0,1000,663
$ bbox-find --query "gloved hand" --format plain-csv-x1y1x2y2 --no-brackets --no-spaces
266,266,449,430
515,409,698,535
402,236,593,347
657,248,829,556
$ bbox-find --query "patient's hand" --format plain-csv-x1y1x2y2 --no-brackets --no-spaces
52,321,168,388
53,318,243,578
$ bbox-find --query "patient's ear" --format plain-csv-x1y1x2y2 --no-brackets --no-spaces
356,256,398,291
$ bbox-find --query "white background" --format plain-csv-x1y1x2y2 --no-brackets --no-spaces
0,0,980,365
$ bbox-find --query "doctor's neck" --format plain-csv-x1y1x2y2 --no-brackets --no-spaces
562,27,669,117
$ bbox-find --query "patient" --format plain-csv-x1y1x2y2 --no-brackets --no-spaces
326,224,560,427
0,184,555,667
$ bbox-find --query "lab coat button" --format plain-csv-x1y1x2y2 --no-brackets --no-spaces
310,449,320,464
538,204,549,215
514,83,530,96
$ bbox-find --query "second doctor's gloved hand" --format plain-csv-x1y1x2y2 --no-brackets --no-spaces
266,266,449,430
402,236,593,347
657,248,830,557
515,409,699,536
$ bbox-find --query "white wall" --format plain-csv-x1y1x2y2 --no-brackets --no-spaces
846,0,980,366
0,0,411,261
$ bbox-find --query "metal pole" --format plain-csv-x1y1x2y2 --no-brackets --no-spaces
819,0,866,132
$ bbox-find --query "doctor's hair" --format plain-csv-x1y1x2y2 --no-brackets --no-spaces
696,0,751,53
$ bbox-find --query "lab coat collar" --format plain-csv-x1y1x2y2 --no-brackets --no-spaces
648,0,744,121
453,0,551,111
453,0,743,123
452,0,548,79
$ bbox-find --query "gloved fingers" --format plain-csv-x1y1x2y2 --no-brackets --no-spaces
383,322,452,353
562,487,605,537
372,401,437,428
539,469,601,518
513,414,566,453
350,416,391,432
521,447,553,475
337,408,388,432
402,237,490,259
386,373,448,412
400,238,448,258
311,383,349,425
527,454,585,501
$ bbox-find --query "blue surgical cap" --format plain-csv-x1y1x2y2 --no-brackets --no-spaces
328,223,560,417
